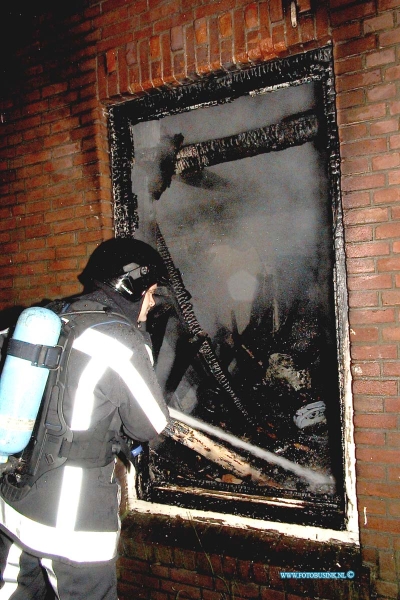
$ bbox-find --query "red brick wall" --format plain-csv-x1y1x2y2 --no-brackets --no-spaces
1,1,400,598
332,2,400,598
0,5,113,306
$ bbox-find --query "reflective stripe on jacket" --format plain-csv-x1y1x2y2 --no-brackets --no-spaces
0,293,169,564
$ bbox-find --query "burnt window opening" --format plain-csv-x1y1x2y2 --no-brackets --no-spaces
109,47,355,532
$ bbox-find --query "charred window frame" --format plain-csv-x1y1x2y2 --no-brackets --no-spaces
108,46,356,534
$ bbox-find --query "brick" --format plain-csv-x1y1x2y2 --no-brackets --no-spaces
341,173,386,192
133,25,152,42
146,592,169,600
203,590,229,600
244,3,259,29
362,530,395,550
342,191,371,209
342,157,371,182
362,546,378,567
371,118,400,136
368,82,397,103
388,466,400,482
356,448,400,466
126,41,137,66
369,0,397,15
149,0,180,24
389,169,400,185
330,1,375,28
351,344,397,360
390,134,400,150
173,52,186,81
233,7,248,63
378,257,400,271
150,35,161,59
364,12,394,33
374,188,400,204
376,580,399,600
150,59,163,87
335,54,363,77
260,589,285,600
106,49,117,73
339,103,387,126
383,361,400,376
161,31,175,84
373,152,400,171
171,25,184,51
379,550,397,582
47,233,76,248
387,432,400,449
380,27,400,47
354,394,384,413
337,69,382,92
382,290,400,305
219,12,232,38
334,34,376,60
352,361,381,377
209,16,221,70
347,241,390,259
350,326,379,342
299,14,315,43
389,502,400,520
172,549,197,572
348,274,392,291
366,47,396,69
225,580,259,597
194,17,208,44
196,45,211,74
252,563,268,585
185,24,197,79
345,207,388,225
353,380,397,396
359,498,387,516
347,257,375,273
160,578,201,597
284,6,301,47
269,0,283,23
385,64,400,82
355,430,385,445
194,0,234,20
169,567,213,589
382,325,400,341
376,222,400,239
138,38,151,89
332,20,362,43
337,89,365,110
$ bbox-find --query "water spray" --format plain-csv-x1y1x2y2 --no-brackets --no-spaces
168,407,334,490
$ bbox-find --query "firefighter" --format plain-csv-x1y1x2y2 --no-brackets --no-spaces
0,238,170,600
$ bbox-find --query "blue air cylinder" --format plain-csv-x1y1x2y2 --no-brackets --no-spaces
0,307,62,463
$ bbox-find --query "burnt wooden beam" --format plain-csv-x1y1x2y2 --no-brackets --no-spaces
175,111,319,175
169,408,335,491
166,419,282,488
156,224,258,427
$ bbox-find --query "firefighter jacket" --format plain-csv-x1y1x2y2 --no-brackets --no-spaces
0,288,170,565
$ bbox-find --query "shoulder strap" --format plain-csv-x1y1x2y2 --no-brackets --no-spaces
6,339,62,369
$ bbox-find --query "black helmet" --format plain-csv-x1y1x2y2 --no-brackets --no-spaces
79,238,168,302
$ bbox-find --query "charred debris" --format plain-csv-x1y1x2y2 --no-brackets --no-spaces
142,107,340,510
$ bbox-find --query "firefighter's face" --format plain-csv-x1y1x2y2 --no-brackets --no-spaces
138,284,157,322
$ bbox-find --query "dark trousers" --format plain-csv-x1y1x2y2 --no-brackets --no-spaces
0,531,118,600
